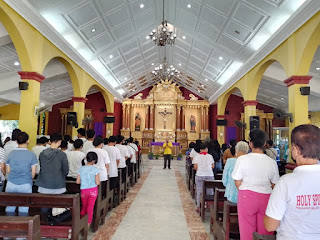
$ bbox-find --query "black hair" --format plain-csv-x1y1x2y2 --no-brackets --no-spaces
213,140,221,158
135,140,139,146
60,140,68,149
108,136,117,143
93,137,103,147
63,135,71,142
36,138,40,145
266,140,273,146
86,129,95,139
123,139,130,145
11,129,22,141
194,139,202,153
50,133,62,143
229,139,237,156
189,142,195,149
291,124,320,159
86,152,98,163
116,135,124,144
39,136,48,144
0,133,3,148
73,139,83,149
221,143,228,153
249,129,266,149
128,137,134,143
199,142,207,150
77,128,86,137
103,138,109,145
17,132,29,144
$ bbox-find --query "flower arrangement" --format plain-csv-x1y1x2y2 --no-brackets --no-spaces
177,153,183,160
148,152,154,160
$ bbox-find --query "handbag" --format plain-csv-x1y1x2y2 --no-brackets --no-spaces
48,208,72,225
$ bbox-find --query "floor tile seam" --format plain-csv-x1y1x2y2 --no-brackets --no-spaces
174,169,211,240
92,166,153,240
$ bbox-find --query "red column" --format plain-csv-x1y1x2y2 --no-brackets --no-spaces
145,105,149,130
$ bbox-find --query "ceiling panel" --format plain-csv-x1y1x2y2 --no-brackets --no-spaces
233,3,267,30
67,2,99,28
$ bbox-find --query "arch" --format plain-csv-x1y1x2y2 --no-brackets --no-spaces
84,84,114,113
217,87,243,115
0,5,32,70
249,59,288,100
298,18,320,74
40,56,82,98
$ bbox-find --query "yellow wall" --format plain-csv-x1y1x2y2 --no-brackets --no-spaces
0,104,20,120
309,112,320,127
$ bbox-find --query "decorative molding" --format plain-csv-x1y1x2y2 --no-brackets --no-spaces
5,0,123,101
242,100,259,107
284,75,312,87
208,0,320,104
18,71,45,83
106,112,115,116
216,115,226,119
72,97,88,103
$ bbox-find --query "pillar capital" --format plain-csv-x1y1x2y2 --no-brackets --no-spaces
284,75,312,87
18,71,45,83
242,100,258,107
106,112,114,116
72,97,88,103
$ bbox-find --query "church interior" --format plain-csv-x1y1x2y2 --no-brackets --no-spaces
0,0,319,239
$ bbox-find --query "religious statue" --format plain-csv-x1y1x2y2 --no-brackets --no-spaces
190,115,196,132
158,108,172,129
135,112,141,131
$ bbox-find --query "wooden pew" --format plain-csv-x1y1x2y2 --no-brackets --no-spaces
65,181,107,232
0,193,88,240
253,232,276,240
118,168,125,203
0,215,41,240
125,166,130,195
215,173,223,180
210,188,226,234
106,179,114,211
190,166,196,199
213,201,239,240
199,180,224,222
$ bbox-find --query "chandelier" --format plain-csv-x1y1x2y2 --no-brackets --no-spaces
152,57,180,81
146,0,177,47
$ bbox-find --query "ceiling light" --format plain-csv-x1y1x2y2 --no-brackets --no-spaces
219,56,223,60
187,4,192,8
129,83,132,86
281,97,284,100
182,35,186,40
140,3,144,8
147,0,177,47
198,90,200,93
178,63,181,66
316,67,320,71
14,61,20,66
125,77,127,80
205,78,208,81
91,28,96,33
152,57,180,81
201,84,204,87
50,92,52,95
151,63,154,66
109,55,113,59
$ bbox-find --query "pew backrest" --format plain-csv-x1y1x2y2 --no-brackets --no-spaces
223,200,238,239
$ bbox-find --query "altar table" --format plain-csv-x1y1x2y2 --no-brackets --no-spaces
150,142,180,156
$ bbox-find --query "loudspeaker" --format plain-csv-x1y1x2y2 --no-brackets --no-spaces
67,112,78,127
216,119,228,126
250,116,260,130
300,86,310,95
104,116,115,123
19,82,29,90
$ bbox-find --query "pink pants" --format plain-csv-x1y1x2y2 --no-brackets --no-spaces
238,190,274,240
80,187,98,224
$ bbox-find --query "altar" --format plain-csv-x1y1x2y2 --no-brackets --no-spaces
150,142,180,156
120,79,210,153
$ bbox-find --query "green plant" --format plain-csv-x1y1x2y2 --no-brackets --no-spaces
177,153,183,158
155,154,159,159
148,152,154,157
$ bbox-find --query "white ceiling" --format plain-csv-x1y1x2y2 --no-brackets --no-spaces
0,0,319,111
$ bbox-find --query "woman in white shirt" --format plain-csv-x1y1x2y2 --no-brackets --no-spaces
232,129,279,239
193,143,214,213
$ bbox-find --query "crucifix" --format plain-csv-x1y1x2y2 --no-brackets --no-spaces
158,108,172,129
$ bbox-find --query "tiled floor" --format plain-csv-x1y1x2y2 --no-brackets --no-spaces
91,156,213,240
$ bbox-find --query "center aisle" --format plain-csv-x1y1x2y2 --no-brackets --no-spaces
112,166,191,240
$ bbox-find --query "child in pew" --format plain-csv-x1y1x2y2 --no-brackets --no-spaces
77,152,100,226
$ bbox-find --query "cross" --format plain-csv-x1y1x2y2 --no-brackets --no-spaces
158,108,172,129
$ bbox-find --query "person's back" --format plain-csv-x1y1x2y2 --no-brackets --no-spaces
35,133,69,193
4,129,21,160
265,147,277,160
194,154,214,176
222,158,238,203
103,145,120,178
235,153,278,193
67,150,85,178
